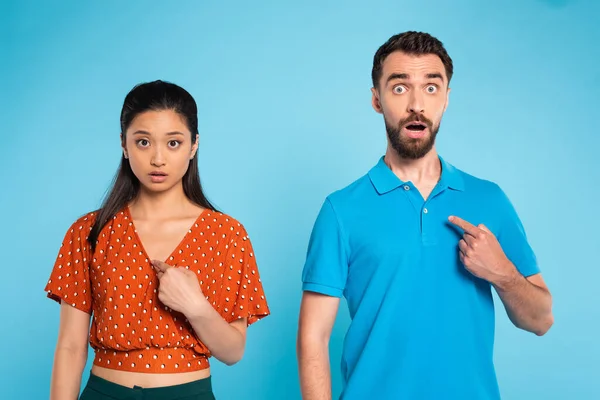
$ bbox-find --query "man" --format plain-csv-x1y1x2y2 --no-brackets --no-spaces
297,31,553,400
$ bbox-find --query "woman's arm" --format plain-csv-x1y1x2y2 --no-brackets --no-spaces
152,260,247,365
186,311,247,365
50,302,91,400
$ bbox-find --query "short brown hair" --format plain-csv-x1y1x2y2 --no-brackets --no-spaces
371,31,453,88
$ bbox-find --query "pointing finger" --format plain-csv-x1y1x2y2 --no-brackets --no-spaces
449,216,481,237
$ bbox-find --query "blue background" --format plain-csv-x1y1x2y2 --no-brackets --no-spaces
1,1,599,399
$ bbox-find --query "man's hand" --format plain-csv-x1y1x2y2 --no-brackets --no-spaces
448,216,518,287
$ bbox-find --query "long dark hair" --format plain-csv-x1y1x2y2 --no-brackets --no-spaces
88,80,217,250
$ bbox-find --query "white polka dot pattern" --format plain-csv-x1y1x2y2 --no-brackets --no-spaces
44,208,270,373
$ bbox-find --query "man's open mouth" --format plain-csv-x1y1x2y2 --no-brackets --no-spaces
404,122,427,131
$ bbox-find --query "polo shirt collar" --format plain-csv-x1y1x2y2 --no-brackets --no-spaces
439,156,465,192
368,155,465,195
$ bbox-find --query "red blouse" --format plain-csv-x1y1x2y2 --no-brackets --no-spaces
45,207,270,373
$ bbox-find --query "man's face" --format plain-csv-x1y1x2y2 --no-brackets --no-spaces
372,51,450,159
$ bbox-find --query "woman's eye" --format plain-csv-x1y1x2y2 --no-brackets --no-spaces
137,139,150,147
168,140,181,148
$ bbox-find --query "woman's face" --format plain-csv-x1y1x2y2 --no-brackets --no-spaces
122,109,198,194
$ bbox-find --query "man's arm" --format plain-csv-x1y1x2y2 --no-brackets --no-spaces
494,271,553,336
449,215,554,336
297,291,340,400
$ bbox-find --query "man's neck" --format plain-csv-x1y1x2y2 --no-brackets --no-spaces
384,146,442,187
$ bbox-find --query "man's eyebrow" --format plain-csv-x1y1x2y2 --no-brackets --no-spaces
386,72,445,83
426,73,444,81
386,73,409,83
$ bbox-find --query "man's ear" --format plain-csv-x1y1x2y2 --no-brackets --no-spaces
371,87,383,114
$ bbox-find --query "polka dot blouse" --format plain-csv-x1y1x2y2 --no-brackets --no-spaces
44,208,270,373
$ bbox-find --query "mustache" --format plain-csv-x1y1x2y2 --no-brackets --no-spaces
399,113,434,128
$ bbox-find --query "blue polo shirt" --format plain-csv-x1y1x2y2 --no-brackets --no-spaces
302,156,539,400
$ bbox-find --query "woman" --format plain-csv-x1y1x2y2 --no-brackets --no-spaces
44,80,270,400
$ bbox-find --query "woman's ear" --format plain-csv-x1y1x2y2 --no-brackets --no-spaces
121,133,128,159
190,134,199,159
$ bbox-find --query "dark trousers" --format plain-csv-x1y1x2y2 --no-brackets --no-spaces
79,373,216,400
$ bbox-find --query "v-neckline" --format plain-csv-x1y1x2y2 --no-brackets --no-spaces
124,206,206,265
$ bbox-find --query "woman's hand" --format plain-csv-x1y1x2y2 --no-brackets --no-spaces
151,260,210,318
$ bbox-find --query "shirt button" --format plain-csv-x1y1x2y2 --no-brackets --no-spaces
403,185,410,191
423,208,428,214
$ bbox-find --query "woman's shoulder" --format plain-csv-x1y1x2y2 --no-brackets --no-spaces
202,209,249,233
54,210,99,248
63,210,99,233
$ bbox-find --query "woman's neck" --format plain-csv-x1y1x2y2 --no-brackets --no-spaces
129,183,200,220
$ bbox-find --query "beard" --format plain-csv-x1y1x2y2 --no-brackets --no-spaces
385,113,440,160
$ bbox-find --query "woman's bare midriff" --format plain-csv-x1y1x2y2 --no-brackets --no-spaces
91,365,211,388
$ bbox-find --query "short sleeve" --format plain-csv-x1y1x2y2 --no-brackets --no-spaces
222,224,270,326
495,187,540,278
301,198,349,298
44,218,93,314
